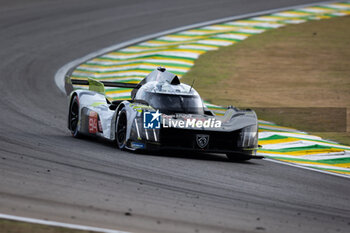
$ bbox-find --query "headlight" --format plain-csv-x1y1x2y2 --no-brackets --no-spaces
238,124,258,148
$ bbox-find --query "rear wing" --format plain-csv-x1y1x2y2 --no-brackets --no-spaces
65,76,140,95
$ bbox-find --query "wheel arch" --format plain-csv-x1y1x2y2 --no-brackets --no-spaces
111,100,137,142
110,102,127,140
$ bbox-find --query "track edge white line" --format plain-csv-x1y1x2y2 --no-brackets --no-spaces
0,213,130,233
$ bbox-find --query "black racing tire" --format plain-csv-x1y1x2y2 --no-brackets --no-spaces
69,95,81,138
115,107,127,149
226,153,252,162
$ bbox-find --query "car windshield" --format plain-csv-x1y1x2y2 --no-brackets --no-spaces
143,92,204,114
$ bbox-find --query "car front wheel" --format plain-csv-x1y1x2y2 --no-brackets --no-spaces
69,96,81,138
116,108,127,149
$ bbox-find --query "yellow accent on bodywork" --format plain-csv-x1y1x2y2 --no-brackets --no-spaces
88,78,105,94
130,103,154,112
91,102,105,107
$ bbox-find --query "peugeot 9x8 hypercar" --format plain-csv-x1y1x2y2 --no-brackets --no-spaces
65,67,260,161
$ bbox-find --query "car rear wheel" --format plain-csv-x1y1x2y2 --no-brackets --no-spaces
116,108,127,149
69,96,81,138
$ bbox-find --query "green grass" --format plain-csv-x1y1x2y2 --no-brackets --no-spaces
182,16,350,145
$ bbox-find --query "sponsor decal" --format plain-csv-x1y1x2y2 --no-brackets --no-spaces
143,110,222,129
143,110,161,129
88,111,98,133
196,134,210,149
131,142,145,149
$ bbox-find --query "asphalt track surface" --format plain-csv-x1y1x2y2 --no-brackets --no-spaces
0,0,350,232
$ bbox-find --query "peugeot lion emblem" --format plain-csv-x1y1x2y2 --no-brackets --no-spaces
196,134,209,149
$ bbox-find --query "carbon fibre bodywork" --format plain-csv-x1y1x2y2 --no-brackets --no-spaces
66,68,259,158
